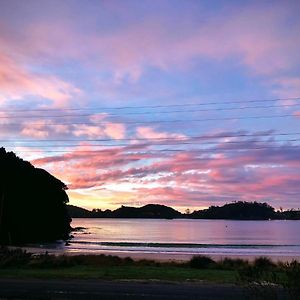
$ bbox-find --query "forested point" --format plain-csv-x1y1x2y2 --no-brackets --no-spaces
0,148,71,245
68,201,300,220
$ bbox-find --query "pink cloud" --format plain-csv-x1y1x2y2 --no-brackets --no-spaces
72,124,104,138
21,122,50,138
32,144,160,189
2,2,299,83
0,53,81,107
19,119,71,138
88,2,300,80
272,77,300,99
5,114,127,140
136,126,185,140
104,122,126,139
72,122,126,139
28,133,300,210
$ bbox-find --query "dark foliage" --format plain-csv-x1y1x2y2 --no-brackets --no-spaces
0,148,71,245
190,201,276,220
68,203,181,219
190,255,216,269
275,210,300,220
238,260,300,299
67,205,91,218
0,247,32,267
219,258,250,270
253,257,275,270
68,201,300,220
1,248,299,299
282,261,300,300
112,204,182,218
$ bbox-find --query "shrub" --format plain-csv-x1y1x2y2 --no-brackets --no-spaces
190,255,216,269
219,258,249,270
237,265,280,300
253,257,275,270
0,247,32,268
29,253,75,268
283,260,300,300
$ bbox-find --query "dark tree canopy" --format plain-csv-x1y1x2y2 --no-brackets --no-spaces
68,204,181,219
68,201,300,220
190,201,276,220
0,148,71,245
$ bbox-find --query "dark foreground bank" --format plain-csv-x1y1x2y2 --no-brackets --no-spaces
0,248,300,299
0,279,246,300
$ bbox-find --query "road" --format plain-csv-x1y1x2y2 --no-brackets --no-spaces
0,278,245,299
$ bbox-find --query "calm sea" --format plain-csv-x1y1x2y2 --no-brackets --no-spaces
57,218,300,261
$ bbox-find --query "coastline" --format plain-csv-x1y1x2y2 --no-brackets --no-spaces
12,245,300,263
1,246,299,299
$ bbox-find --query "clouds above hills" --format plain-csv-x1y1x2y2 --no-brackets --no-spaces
1,0,300,210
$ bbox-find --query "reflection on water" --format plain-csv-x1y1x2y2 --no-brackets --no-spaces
66,219,300,258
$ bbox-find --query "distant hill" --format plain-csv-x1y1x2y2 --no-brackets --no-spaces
112,204,181,219
0,147,71,245
68,204,181,219
67,205,92,218
68,201,300,220
190,201,275,220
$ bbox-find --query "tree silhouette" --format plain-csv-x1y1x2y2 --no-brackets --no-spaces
0,148,71,245
190,201,275,220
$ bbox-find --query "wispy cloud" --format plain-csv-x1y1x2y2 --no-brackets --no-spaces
0,53,81,107
1,1,299,210
31,132,300,209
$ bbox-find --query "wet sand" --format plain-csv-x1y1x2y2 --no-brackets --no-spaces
15,246,300,262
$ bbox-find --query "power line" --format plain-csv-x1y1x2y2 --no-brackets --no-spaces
1,96,300,112
1,103,300,119
10,145,300,153
1,132,300,143
17,151,300,165
6,138,300,148
0,113,296,126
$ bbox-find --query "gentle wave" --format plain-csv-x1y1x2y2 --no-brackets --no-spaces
68,219,300,259
70,241,300,249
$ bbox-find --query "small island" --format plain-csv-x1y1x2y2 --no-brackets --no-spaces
68,201,300,220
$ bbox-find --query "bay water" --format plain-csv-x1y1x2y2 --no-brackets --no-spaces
62,218,300,261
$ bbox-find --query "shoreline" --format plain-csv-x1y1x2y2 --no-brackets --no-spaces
11,246,300,263
1,246,299,297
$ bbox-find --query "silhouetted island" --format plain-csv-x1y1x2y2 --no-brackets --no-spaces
68,204,181,219
191,201,275,220
0,148,71,245
68,201,300,220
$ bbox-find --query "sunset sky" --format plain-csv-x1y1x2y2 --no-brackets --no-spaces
1,0,300,211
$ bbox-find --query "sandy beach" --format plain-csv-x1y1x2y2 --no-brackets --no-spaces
13,245,300,263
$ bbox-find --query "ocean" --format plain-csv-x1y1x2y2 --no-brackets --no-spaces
65,218,300,261
27,218,300,261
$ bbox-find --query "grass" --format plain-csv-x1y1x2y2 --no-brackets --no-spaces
0,265,236,283
0,247,299,289
0,248,236,282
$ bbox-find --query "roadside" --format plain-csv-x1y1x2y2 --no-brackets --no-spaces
0,278,245,300
0,248,299,299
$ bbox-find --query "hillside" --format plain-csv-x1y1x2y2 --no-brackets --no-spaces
68,204,181,219
190,201,276,220
68,201,300,220
0,148,71,245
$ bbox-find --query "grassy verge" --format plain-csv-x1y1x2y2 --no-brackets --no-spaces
0,248,299,287
0,265,236,283
0,248,237,283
